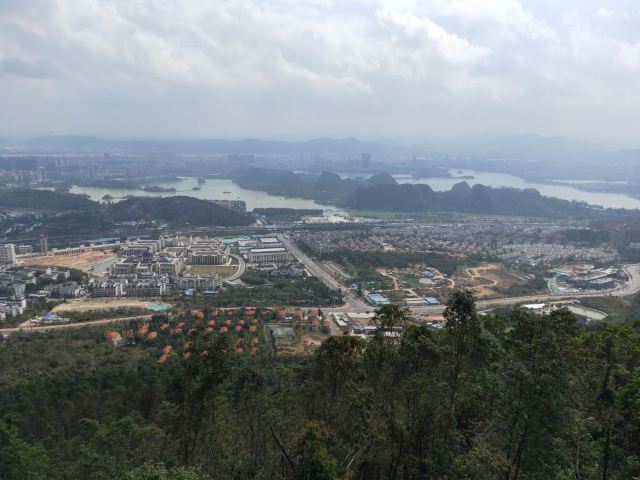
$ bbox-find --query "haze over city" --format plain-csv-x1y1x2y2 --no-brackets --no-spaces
1,0,640,145
4,2,640,480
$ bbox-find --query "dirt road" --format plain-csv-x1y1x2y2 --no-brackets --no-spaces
0,315,152,335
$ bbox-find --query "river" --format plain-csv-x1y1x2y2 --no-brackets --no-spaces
395,170,640,210
69,170,640,212
70,178,344,212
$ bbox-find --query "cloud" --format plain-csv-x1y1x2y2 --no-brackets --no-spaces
0,0,638,143
0,57,56,78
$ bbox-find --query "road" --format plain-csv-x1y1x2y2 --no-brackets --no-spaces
277,234,368,309
0,315,152,336
279,234,640,315
225,253,246,282
400,263,640,316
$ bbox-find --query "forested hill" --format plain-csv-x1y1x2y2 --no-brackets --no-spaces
0,188,97,211
109,196,253,226
344,181,612,218
2,293,640,478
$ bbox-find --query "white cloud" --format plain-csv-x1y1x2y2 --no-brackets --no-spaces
0,0,638,142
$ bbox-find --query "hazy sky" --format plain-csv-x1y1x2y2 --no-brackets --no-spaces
1,0,639,144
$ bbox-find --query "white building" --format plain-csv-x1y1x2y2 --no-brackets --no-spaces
247,247,291,264
175,274,222,290
0,244,17,266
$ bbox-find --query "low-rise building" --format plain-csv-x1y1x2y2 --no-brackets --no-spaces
93,280,125,297
248,247,291,264
44,282,85,298
175,274,222,290
0,244,17,266
126,280,167,297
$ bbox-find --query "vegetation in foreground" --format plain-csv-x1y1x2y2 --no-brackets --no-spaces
2,293,640,479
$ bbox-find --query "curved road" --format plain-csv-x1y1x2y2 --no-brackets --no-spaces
3,261,639,336
279,234,640,315
225,253,246,283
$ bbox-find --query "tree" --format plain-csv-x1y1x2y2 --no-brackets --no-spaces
371,304,409,334
123,462,201,480
489,307,578,480
442,290,482,439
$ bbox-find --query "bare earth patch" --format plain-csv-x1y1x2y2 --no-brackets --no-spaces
21,252,116,272
52,299,151,313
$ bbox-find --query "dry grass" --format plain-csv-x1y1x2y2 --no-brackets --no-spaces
21,252,116,272
52,299,151,313
185,264,238,277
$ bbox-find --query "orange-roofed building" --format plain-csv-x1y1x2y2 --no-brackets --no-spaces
177,322,186,328
137,324,149,335
245,308,255,316
235,338,243,345
220,326,229,333
228,308,236,315
238,319,245,325
163,345,173,354
183,351,192,360
147,331,158,341
235,325,242,332
104,331,122,345
200,350,209,357
249,325,257,332
208,320,215,326
212,308,220,316
195,311,204,318
252,318,258,324
158,353,169,364
224,318,232,325
189,328,197,335
235,348,244,353
183,341,192,350
309,308,318,317
206,327,214,333
160,323,169,330
294,307,302,318
311,319,319,331
173,328,183,335
251,347,258,356
105,330,119,340
251,337,259,345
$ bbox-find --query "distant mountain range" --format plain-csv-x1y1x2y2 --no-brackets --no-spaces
6,135,409,157
343,182,633,218
0,133,622,156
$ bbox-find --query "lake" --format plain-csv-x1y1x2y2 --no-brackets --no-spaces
396,170,640,210
70,170,640,212
70,177,345,213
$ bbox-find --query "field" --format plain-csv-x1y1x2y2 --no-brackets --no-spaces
52,298,153,313
441,263,531,299
185,264,238,278
273,329,330,356
21,251,116,272
381,262,533,303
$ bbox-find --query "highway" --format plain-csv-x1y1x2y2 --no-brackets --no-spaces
277,234,369,309
279,234,640,316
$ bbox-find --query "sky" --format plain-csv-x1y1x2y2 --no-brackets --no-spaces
1,0,640,144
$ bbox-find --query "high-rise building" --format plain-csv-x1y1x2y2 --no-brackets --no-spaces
0,244,17,265
39,234,49,254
